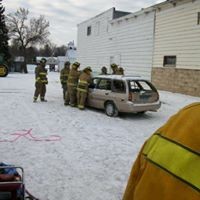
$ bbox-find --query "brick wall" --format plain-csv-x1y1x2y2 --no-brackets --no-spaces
152,68,200,97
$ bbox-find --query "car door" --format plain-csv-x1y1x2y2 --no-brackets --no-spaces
88,78,112,109
111,79,128,111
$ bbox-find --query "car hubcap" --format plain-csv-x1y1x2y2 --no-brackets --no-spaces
106,104,114,115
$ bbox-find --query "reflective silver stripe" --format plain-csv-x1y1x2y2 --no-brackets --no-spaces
39,72,47,75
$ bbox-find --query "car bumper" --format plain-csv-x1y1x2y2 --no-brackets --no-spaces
123,101,161,113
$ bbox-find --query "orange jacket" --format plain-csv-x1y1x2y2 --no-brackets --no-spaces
123,103,200,200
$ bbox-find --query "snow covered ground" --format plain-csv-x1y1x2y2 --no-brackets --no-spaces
0,72,199,200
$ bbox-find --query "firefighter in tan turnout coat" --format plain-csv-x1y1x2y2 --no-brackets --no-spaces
60,61,70,100
33,58,48,102
65,62,80,106
77,67,92,110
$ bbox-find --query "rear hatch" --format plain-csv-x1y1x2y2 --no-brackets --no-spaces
128,80,159,103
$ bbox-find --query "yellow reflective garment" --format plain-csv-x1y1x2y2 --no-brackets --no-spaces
77,88,87,93
143,134,200,191
39,72,47,75
79,80,88,85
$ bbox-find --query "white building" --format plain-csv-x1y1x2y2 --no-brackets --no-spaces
77,1,200,96
77,7,155,79
109,8,155,78
66,41,77,64
152,0,200,96
57,41,77,71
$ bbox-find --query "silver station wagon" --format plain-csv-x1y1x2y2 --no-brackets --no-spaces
87,75,161,117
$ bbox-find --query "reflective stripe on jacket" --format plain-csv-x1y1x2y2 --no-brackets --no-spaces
77,72,91,93
67,68,80,87
35,65,48,83
60,68,69,84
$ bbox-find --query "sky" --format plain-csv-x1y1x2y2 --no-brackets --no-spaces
4,0,164,46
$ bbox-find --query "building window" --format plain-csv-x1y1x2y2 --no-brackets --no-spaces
87,26,91,36
198,12,200,25
163,56,176,67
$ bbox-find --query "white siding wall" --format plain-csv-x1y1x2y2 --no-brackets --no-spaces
77,9,155,79
77,8,114,72
108,12,155,79
153,0,200,70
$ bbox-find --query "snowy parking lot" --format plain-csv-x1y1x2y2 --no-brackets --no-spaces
0,72,199,200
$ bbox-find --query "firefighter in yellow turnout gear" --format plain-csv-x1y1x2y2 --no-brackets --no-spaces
65,62,80,106
123,103,200,200
33,58,48,102
60,61,70,100
77,67,92,110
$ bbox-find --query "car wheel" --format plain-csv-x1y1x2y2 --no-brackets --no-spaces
105,101,118,117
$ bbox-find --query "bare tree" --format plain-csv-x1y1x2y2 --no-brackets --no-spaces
54,45,67,57
6,8,50,73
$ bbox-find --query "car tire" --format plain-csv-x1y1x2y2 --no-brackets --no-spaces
105,101,118,117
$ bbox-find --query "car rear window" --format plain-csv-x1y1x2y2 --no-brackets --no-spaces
129,80,156,92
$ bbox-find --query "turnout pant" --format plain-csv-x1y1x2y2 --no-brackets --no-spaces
77,90,88,109
62,83,67,100
34,82,46,100
65,85,77,106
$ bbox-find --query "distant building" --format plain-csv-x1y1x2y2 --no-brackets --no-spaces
13,56,25,72
66,41,77,64
57,56,68,72
36,57,58,71
36,57,58,65
57,41,77,71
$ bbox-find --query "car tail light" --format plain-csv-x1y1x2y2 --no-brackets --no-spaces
128,93,132,101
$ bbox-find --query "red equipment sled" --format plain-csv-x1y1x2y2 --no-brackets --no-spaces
0,165,25,200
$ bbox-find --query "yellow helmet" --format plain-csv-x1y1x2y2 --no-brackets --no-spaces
111,63,118,69
84,66,92,73
40,58,47,64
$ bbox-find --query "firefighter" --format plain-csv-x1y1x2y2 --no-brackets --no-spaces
118,67,124,75
100,66,107,75
77,67,92,110
60,61,70,100
65,62,80,106
110,63,118,74
33,58,48,102
123,102,200,200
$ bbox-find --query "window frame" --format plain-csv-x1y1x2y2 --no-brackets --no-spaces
87,26,92,36
112,79,126,93
96,78,112,91
89,78,100,89
163,56,177,67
